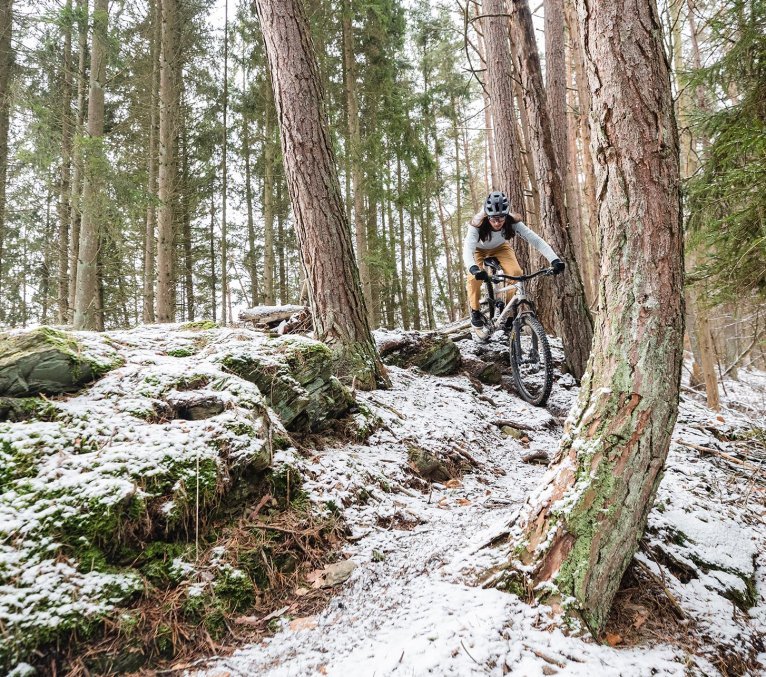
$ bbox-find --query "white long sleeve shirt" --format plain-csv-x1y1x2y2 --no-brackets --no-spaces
462,211,559,270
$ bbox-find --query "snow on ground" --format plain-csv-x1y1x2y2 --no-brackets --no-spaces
196,345,765,676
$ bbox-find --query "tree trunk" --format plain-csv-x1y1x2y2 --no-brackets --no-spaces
180,104,194,322
564,0,598,272
672,0,719,409
73,0,108,330
482,0,526,218
143,0,160,323
57,0,73,324
156,0,179,323
242,55,257,307
496,0,683,635
410,202,420,330
0,0,13,322
396,157,409,330
507,0,593,380
209,192,216,321
68,0,87,321
475,19,499,191
342,5,372,322
254,0,388,390
220,0,229,325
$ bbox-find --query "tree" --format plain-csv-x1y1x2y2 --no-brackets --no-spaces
507,0,593,380
493,0,683,634
0,0,13,322
254,0,388,390
73,0,108,330
156,0,180,323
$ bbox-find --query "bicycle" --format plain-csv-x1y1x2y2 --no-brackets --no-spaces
475,257,554,406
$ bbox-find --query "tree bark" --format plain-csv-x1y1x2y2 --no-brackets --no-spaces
156,0,179,323
73,0,108,330
262,92,276,306
342,4,372,322
254,0,388,390
143,0,160,323
220,0,229,325
0,0,13,323
57,0,73,324
507,0,593,380
242,61,257,307
496,0,683,635
482,0,526,218
67,0,88,321
396,157,410,330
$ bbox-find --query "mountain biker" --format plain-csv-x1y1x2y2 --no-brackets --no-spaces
464,191,565,342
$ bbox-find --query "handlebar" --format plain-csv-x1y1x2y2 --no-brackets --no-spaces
490,267,554,283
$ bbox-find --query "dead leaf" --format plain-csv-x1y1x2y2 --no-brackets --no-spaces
289,615,318,631
605,632,622,647
632,609,649,630
294,587,310,597
318,667,328,675
306,569,325,586
445,478,462,489
234,615,261,627
716,415,725,423
456,498,472,506
437,497,449,508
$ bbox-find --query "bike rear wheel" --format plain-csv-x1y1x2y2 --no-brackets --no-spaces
509,313,553,406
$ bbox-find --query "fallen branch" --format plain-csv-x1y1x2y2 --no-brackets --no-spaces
239,304,308,325
676,440,762,473
492,418,537,431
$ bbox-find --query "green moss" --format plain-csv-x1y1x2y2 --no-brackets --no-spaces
181,320,218,331
213,566,255,612
267,465,307,510
137,542,193,587
166,347,196,358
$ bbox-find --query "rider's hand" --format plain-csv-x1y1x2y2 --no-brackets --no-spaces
469,265,489,281
551,259,565,275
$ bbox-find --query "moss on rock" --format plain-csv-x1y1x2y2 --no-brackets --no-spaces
0,327,122,397
218,335,355,432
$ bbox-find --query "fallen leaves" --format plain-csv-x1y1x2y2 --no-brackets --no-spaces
605,632,623,647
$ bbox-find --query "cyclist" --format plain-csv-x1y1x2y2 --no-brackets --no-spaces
465,191,565,342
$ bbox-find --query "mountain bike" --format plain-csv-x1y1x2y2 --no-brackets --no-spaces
476,257,554,406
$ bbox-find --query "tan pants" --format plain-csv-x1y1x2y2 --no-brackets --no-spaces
467,242,523,311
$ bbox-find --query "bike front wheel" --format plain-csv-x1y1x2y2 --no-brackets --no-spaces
509,313,553,406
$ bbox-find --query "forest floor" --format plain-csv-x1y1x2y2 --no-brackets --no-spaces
190,335,766,677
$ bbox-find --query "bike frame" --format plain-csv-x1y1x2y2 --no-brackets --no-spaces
481,265,551,332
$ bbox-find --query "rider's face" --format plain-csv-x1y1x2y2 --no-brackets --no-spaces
489,216,505,231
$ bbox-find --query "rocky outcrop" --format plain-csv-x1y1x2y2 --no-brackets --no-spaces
212,332,354,433
0,327,122,397
374,330,461,376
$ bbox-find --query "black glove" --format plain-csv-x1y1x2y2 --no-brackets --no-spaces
551,259,565,275
469,265,489,281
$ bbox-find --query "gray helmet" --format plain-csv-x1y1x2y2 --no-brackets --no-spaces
484,191,509,217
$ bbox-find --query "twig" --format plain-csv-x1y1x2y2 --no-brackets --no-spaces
461,639,480,665
492,418,536,431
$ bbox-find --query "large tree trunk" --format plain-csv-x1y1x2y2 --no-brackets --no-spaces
143,0,160,324
495,0,683,635
506,0,593,380
0,0,13,323
482,0,526,220
57,0,73,324
254,0,388,390
156,0,179,323
73,0,108,330
242,56,258,307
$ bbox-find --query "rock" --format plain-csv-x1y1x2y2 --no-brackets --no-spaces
0,397,60,423
407,445,451,482
0,327,121,397
320,560,357,588
461,355,502,385
502,425,524,439
215,333,354,433
239,304,308,326
166,392,226,420
374,329,461,376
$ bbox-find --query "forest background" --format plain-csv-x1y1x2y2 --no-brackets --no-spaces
0,0,764,407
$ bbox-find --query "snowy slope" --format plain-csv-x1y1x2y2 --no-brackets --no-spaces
195,345,765,677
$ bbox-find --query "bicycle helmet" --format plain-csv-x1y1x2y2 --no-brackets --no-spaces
484,191,510,217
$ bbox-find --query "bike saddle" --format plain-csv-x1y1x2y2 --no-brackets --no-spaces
483,257,501,272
